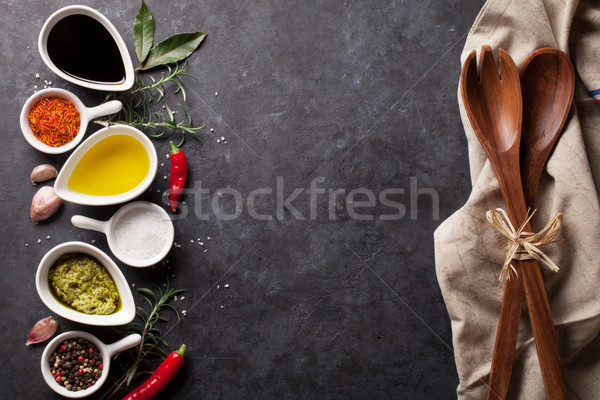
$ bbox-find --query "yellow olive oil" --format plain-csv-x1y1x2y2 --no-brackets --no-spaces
68,134,149,196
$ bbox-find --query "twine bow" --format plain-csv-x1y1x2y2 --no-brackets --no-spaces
486,208,563,281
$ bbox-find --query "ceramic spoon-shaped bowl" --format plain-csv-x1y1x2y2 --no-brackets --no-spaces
54,125,158,206
20,88,122,154
72,201,175,268
41,330,141,398
35,241,136,326
38,5,135,91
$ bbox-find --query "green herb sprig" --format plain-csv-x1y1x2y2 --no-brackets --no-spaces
97,0,206,146
97,62,205,146
107,283,185,398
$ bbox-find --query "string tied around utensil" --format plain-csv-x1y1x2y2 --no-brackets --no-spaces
486,208,563,281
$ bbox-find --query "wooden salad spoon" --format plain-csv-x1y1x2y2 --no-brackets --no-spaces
460,45,566,399
486,47,574,400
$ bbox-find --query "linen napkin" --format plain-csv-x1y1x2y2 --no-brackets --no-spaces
434,0,600,398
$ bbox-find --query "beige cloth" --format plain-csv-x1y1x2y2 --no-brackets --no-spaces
434,0,600,398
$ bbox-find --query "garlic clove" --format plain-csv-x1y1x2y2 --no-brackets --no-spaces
31,186,63,223
30,163,59,185
26,316,58,345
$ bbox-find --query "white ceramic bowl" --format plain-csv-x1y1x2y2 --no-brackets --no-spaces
41,330,141,398
20,88,122,154
38,5,134,92
72,201,175,268
35,241,136,326
54,124,158,206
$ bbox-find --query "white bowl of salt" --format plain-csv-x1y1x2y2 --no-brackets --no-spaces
71,201,174,267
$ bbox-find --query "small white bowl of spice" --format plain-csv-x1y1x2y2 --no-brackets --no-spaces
41,330,141,398
35,241,136,326
72,201,175,267
20,87,122,154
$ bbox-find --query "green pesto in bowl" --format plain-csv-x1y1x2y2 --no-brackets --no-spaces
48,253,120,315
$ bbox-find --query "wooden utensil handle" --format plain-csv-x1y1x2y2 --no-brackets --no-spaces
487,276,523,400
497,168,565,399
519,257,566,399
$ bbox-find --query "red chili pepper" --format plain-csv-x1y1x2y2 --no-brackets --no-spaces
168,142,188,213
122,344,186,400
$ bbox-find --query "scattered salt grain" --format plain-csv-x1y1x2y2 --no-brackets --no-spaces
35,73,40,78
132,283,136,288
215,92,218,96
221,136,225,141
190,239,194,243
91,239,96,244
217,285,220,289
224,284,229,288
174,296,178,302
220,305,224,309
217,139,221,143
46,235,51,240
37,239,41,244
180,296,185,301
207,236,211,240
199,242,204,246
163,176,167,180
204,249,207,253
25,243,29,247
210,128,214,132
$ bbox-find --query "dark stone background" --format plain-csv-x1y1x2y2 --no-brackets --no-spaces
1,0,483,398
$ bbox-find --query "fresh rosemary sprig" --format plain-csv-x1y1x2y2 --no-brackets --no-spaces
107,283,185,398
97,61,204,147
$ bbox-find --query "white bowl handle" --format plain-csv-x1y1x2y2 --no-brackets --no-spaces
71,215,110,234
105,333,142,357
85,100,123,120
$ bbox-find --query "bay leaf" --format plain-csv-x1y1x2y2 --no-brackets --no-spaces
139,32,206,70
133,0,154,63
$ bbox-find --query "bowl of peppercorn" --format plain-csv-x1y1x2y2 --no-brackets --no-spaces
41,330,141,398
20,87,122,154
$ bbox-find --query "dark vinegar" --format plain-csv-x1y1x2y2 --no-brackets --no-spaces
47,14,125,85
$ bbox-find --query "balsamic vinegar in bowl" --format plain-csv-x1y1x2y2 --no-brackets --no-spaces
38,5,134,91
47,14,125,85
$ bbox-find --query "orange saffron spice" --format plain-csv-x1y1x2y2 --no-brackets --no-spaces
28,97,81,147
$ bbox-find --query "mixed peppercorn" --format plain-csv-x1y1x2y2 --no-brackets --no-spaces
49,338,103,392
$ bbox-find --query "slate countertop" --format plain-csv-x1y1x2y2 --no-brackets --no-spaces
1,0,483,398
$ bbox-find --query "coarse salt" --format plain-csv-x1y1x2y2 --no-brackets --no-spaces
113,208,171,261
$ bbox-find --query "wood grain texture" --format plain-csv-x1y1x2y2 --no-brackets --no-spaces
460,45,567,400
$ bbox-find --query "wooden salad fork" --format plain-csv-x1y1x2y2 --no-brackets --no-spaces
460,46,566,399
485,47,574,400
